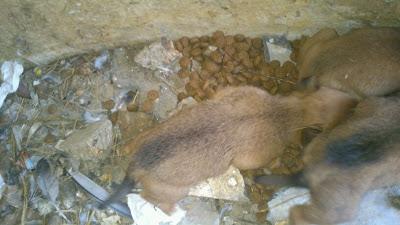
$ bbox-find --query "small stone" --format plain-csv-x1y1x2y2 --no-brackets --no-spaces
44,133,57,144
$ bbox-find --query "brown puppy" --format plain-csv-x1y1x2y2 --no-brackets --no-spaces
258,93,400,225
297,27,400,99
105,86,356,214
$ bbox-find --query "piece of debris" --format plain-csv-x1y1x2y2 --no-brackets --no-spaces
263,35,292,63
127,193,186,225
56,120,113,161
0,61,24,108
189,166,248,202
134,38,182,74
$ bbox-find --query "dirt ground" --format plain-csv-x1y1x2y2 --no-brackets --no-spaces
0,31,308,225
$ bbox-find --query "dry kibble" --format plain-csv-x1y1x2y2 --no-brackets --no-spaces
270,60,281,69
190,48,202,57
234,42,251,51
251,37,263,49
202,59,220,73
237,50,249,61
194,56,204,62
173,40,184,52
147,90,160,101
279,82,294,95
182,47,191,57
142,100,154,113
180,36,190,48
199,42,209,48
199,70,211,80
223,61,235,73
179,56,191,69
213,36,226,48
275,66,288,78
282,61,296,73
210,50,223,63
189,71,200,81
261,63,274,76
225,35,235,46
200,35,210,42
212,30,225,39
234,34,245,42
178,69,190,79
253,55,264,68
224,45,236,56
249,48,261,58
242,57,253,69
190,37,200,44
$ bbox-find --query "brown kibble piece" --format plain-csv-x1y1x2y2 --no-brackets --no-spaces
225,35,235,46
210,50,223,63
190,37,200,44
189,71,200,81
279,82,294,95
178,69,190,79
200,35,210,42
179,56,191,69
282,61,296,73
180,36,190,48
212,30,225,39
102,100,115,110
147,90,160,101
173,40,184,52
194,56,204,62
182,47,191,57
202,60,220,73
224,45,236,56
190,48,202,57
275,66,288,78
234,42,251,52
252,37,263,49
270,60,281,69
234,34,245,42
199,70,211,80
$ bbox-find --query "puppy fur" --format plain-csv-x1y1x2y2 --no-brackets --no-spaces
290,94,400,225
107,86,356,214
297,27,400,99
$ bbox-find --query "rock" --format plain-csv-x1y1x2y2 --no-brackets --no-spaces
56,120,113,161
266,185,400,225
266,187,310,224
189,166,247,202
263,35,292,63
179,197,220,225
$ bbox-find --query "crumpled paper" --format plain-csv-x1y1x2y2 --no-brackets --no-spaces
127,193,186,225
0,61,24,108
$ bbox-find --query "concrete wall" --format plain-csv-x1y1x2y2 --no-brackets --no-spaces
2,0,399,66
